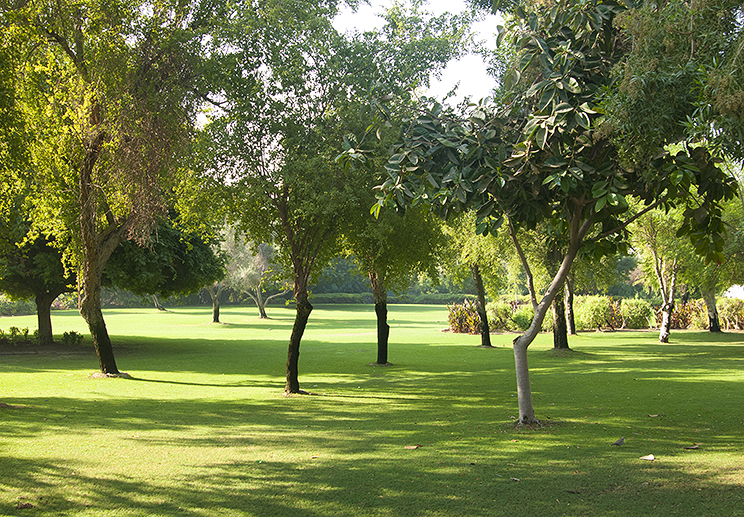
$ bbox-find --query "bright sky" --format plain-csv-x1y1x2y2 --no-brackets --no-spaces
333,0,501,103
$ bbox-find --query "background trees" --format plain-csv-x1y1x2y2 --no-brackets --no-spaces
374,0,736,423
3,0,207,373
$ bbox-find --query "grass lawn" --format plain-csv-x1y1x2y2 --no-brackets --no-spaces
1,304,743,516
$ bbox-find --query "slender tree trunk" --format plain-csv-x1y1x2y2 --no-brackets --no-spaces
369,269,391,364
701,289,721,332
286,288,312,394
471,263,492,348
655,256,677,343
565,274,576,335
509,221,538,310
152,295,166,311
35,292,57,346
552,287,569,349
512,206,591,424
659,301,674,343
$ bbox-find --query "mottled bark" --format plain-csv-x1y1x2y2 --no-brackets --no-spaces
369,269,391,364
471,263,492,348
701,289,721,332
659,301,674,343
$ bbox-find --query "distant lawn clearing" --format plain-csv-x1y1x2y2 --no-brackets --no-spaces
1,304,743,516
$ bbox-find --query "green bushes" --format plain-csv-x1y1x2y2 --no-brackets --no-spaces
717,298,744,330
0,326,35,346
0,295,36,316
619,298,654,329
574,296,615,330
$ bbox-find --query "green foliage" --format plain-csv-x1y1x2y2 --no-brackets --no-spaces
487,300,516,331
447,298,481,334
511,305,534,332
717,297,744,330
0,294,36,316
0,325,33,346
619,298,654,329
666,300,707,330
575,295,614,331
61,330,85,346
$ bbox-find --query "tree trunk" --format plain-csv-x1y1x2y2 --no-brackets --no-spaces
80,272,119,374
152,295,166,311
254,287,268,319
701,289,721,332
369,269,391,364
207,284,222,323
285,289,313,394
659,301,674,343
552,286,569,349
565,274,576,335
35,292,57,347
511,207,591,424
471,263,492,348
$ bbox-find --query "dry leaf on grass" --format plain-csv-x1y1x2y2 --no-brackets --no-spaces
404,445,422,450
639,454,655,461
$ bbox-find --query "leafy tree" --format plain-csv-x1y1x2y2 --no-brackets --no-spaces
339,4,468,364
0,219,74,346
373,0,735,423
102,217,225,306
219,228,289,320
203,0,371,393
3,0,207,374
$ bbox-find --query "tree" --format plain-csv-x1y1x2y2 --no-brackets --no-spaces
338,4,468,364
4,0,206,374
102,216,225,305
373,0,735,423
219,228,289,319
631,207,689,342
0,220,74,346
203,0,370,394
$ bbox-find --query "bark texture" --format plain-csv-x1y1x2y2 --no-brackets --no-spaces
35,292,57,347
701,289,721,332
552,287,570,349
472,263,492,348
565,274,576,335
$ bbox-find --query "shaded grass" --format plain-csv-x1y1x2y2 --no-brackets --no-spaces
1,305,743,516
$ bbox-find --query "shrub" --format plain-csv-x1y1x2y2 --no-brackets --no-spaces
61,331,85,346
0,326,34,346
511,305,534,331
575,296,613,331
620,298,654,329
447,298,481,334
0,295,36,316
487,301,515,331
717,297,744,330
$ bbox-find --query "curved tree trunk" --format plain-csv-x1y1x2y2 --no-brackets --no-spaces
701,289,721,332
255,288,268,319
369,269,391,364
472,263,492,348
80,273,119,374
286,289,313,394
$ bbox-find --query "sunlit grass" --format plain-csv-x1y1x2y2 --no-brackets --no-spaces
1,304,743,516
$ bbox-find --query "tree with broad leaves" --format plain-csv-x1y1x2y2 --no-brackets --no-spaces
3,0,208,374
373,0,736,424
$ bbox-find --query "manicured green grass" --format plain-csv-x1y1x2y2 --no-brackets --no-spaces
1,305,743,516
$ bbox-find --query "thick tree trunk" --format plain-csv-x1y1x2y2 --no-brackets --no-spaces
285,289,312,394
552,287,569,349
35,292,57,347
565,274,576,335
80,274,119,374
369,269,391,364
701,289,721,332
471,263,492,348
